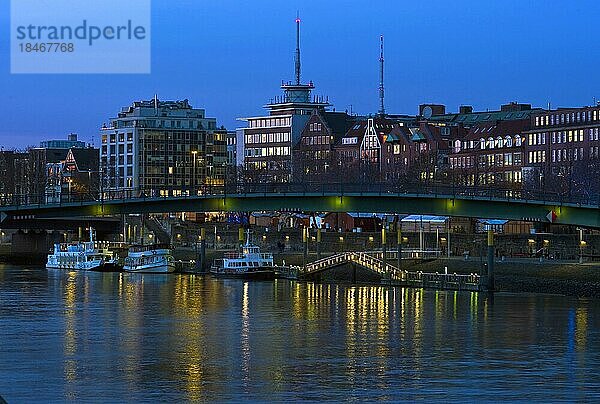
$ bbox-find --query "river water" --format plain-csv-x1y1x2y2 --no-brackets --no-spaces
0,265,599,402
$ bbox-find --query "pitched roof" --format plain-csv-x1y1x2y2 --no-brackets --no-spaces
321,112,354,137
428,108,540,126
464,119,530,141
68,148,99,171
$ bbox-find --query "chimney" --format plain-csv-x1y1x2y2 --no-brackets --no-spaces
500,102,532,112
459,105,473,114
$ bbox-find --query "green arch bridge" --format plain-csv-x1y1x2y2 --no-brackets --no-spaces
1,184,599,228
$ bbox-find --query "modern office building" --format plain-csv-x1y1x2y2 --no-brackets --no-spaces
226,130,237,167
99,98,227,196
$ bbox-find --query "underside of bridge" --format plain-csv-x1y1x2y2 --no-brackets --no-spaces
2,193,599,228
0,216,121,231
301,261,383,284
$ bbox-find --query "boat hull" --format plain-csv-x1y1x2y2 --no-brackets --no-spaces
124,263,176,274
46,260,119,272
210,269,275,281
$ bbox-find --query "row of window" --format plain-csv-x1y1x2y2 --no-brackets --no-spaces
302,150,330,160
102,144,134,155
476,171,523,185
102,156,133,166
550,147,591,163
110,119,215,131
301,135,331,146
248,117,291,129
529,128,600,146
102,133,134,144
309,123,323,132
244,146,291,158
450,152,523,169
535,109,600,127
478,136,522,150
245,132,291,144
244,161,291,171
454,135,522,152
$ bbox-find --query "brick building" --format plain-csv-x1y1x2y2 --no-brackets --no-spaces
524,105,600,196
449,120,528,187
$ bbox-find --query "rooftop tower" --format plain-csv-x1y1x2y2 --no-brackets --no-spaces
378,35,385,116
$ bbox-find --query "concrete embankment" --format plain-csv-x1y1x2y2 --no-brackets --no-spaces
403,257,600,298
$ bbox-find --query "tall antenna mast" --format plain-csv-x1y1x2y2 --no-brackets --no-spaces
295,12,301,85
379,35,385,116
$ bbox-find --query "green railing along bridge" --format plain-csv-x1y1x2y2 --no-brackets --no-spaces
1,183,600,228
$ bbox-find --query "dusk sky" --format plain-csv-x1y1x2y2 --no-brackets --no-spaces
1,0,600,148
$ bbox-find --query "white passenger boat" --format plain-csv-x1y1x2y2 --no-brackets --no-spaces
211,232,275,280
46,228,119,271
123,244,176,273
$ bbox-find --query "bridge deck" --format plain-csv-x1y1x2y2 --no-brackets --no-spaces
2,185,599,228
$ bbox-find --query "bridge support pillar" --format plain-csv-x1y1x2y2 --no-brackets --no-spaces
302,227,308,270
382,226,387,278
397,228,402,270
487,230,495,291
316,228,322,260
198,228,206,272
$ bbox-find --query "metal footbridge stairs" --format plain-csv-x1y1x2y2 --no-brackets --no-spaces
300,252,483,291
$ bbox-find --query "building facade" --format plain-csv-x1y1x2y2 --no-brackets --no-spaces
0,150,29,200
100,99,227,196
449,120,528,187
524,106,600,196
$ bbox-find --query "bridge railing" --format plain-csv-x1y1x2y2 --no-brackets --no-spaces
303,251,404,278
1,183,599,209
405,271,480,286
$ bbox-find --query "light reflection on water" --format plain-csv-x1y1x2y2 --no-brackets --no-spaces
0,265,599,401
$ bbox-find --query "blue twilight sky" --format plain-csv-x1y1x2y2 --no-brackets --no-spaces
1,0,600,148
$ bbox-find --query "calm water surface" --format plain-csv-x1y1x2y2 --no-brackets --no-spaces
0,264,599,402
